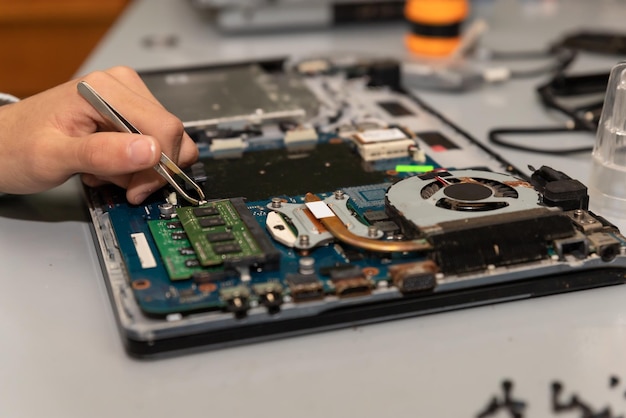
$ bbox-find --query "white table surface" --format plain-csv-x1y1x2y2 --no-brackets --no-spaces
3,0,626,416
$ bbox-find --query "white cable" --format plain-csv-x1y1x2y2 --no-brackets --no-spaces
482,67,512,83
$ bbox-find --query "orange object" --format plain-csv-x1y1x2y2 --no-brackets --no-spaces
405,0,469,56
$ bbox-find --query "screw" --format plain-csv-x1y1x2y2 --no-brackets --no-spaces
573,209,584,220
299,234,310,247
271,197,282,208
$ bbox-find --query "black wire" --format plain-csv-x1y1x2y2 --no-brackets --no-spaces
488,49,553,60
485,44,609,155
488,126,593,155
536,84,601,132
484,30,626,156
510,48,577,79
486,46,578,80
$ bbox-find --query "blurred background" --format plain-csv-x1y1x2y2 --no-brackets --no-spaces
0,0,131,98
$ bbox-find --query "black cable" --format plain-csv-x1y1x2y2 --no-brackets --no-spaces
485,31,626,156
485,46,578,79
488,49,552,60
510,48,577,79
488,126,593,155
487,49,608,154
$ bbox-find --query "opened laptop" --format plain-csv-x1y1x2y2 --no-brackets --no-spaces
83,56,626,357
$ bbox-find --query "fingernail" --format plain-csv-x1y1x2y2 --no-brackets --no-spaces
128,137,156,166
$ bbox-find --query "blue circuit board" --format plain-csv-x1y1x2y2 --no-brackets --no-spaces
89,58,626,357
104,153,442,316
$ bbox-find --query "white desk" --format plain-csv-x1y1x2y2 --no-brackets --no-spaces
2,1,626,416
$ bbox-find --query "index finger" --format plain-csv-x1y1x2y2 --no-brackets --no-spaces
79,67,187,150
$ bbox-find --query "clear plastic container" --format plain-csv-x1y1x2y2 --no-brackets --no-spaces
588,62,626,224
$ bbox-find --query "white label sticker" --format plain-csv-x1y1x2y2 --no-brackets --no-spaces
356,128,407,143
130,233,157,269
305,201,335,219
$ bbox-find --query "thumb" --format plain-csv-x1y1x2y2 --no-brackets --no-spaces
69,132,160,177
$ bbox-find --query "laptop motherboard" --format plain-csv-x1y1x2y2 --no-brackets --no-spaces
85,56,626,356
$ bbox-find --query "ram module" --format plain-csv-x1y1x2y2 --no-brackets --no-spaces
177,198,280,270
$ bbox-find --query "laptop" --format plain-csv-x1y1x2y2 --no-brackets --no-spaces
83,55,626,357
189,0,404,32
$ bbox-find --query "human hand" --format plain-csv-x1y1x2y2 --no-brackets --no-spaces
0,66,198,204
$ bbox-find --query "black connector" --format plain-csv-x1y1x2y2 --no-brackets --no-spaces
530,165,589,210
366,59,402,90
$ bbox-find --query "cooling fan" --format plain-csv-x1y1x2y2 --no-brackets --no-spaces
385,169,542,229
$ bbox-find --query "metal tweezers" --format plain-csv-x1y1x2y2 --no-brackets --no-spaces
77,81,206,206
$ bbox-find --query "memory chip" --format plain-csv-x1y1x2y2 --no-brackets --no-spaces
177,198,279,268
171,231,188,240
199,217,226,228
193,207,220,217
207,231,235,242
166,221,183,229
213,243,242,254
147,220,204,280
185,259,201,267
179,247,196,256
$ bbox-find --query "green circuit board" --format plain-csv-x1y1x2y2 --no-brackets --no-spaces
147,220,203,280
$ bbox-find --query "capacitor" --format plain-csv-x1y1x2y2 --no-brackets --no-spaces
158,203,176,219
298,257,316,275
404,0,469,56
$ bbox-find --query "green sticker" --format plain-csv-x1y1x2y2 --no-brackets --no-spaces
395,165,435,173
